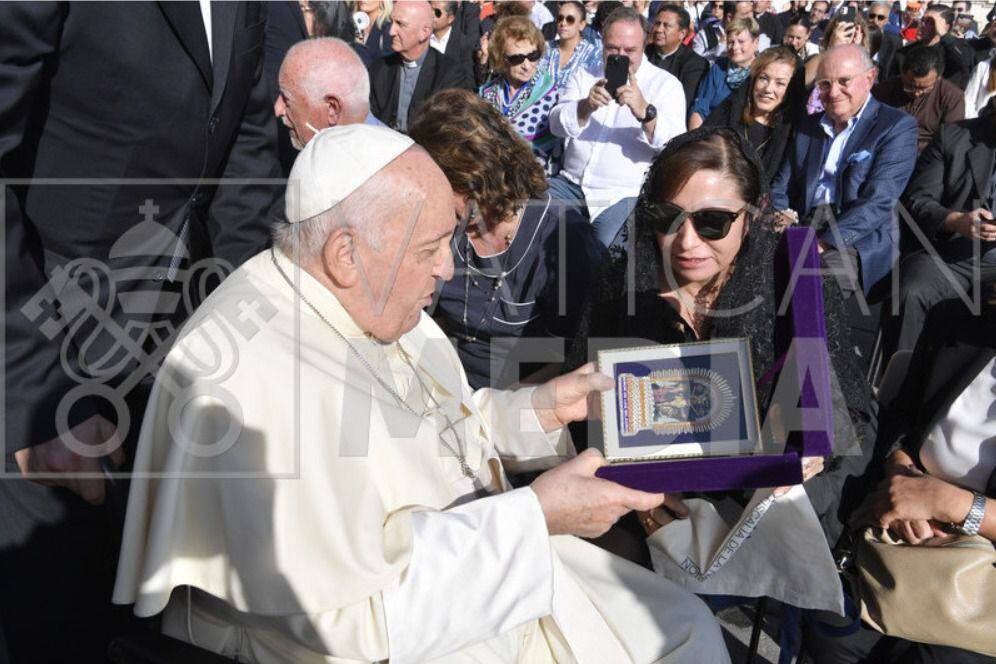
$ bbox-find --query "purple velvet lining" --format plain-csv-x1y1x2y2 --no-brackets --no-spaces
595,227,832,492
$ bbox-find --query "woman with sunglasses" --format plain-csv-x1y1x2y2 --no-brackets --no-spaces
541,0,601,88
480,16,561,174
410,89,606,390
704,47,805,185
566,127,872,559
688,16,761,129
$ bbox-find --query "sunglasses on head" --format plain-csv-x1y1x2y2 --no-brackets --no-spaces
556,14,578,24
638,200,747,240
504,50,541,65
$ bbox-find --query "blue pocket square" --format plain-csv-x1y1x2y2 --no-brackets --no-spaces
846,150,871,164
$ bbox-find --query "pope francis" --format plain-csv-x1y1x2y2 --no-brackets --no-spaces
113,125,730,663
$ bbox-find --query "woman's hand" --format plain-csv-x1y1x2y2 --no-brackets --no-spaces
830,21,856,47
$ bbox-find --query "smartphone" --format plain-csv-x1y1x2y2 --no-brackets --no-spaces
605,54,629,97
838,5,856,22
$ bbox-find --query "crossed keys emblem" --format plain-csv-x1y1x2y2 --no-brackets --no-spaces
20,200,278,457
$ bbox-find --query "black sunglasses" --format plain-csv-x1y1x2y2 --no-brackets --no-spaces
433,7,449,18
638,200,747,240
556,14,578,24
504,49,541,65
867,12,888,20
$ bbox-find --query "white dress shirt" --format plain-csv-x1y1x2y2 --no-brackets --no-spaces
811,95,872,211
430,26,452,54
549,57,686,218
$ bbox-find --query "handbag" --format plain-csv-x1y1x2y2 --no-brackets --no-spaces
853,526,996,656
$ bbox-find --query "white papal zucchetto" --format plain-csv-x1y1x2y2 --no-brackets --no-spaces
284,124,415,224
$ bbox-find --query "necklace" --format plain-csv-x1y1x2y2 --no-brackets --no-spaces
270,248,478,480
744,122,772,153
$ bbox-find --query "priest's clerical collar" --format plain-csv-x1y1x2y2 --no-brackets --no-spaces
402,46,429,68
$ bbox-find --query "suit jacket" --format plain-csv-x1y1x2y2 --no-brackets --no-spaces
645,43,709,114
770,97,919,293
264,0,308,175
441,28,477,95
875,30,902,82
901,117,996,261
1,1,281,451
878,311,996,498
455,0,481,41
368,48,469,130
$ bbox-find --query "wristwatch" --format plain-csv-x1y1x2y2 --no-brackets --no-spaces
957,491,987,536
638,103,657,124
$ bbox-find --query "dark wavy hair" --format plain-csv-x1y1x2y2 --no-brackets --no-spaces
408,89,548,224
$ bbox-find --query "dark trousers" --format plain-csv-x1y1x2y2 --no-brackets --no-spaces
886,252,996,357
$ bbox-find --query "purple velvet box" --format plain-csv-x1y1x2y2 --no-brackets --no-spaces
595,227,834,493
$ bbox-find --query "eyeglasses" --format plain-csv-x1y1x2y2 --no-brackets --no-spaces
556,14,578,24
902,81,936,96
867,12,888,21
815,71,869,92
638,200,747,240
504,50,541,65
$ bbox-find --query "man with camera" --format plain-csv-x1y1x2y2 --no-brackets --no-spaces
548,6,686,247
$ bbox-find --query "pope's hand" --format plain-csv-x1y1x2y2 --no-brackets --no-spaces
14,414,124,505
531,362,613,432
531,448,666,537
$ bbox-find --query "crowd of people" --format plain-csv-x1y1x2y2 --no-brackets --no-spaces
2,1,995,663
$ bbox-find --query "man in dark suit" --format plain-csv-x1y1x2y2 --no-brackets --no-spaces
772,44,918,301
890,4,976,89
646,3,708,114
369,0,468,132
430,0,476,93
455,0,481,44
891,115,996,355
0,2,280,660
867,1,902,82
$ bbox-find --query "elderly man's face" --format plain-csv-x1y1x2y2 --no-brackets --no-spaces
357,154,457,342
603,20,645,76
816,49,875,126
390,2,432,59
274,73,322,150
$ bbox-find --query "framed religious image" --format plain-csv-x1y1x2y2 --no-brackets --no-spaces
598,339,762,462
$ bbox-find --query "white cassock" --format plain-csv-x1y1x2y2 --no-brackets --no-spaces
113,248,729,664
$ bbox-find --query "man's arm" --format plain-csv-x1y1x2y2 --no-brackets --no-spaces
203,5,282,270
548,69,590,139
900,122,959,242
821,113,918,250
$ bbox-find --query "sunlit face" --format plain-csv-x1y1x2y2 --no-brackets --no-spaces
556,4,586,40
356,159,457,342
810,2,828,23
752,61,794,114
652,10,687,53
358,0,382,14
783,24,810,53
711,3,724,20
867,4,890,28
430,1,454,33
734,1,754,18
919,11,946,42
727,30,759,67
816,50,876,125
503,38,540,87
389,3,431,59
274,70,323,150
603,19,645,76
655,170,749,290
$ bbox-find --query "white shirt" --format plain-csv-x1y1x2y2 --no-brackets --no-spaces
198,0,213,60
530,2,554,29
920,357,996,494
811,95,873,211
549,57,686,218
430,26,452,54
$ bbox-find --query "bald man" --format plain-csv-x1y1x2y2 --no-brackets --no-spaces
368,0,470,132
274,37,382,156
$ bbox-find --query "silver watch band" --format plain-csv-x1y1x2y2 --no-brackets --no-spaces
958,491,987,536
